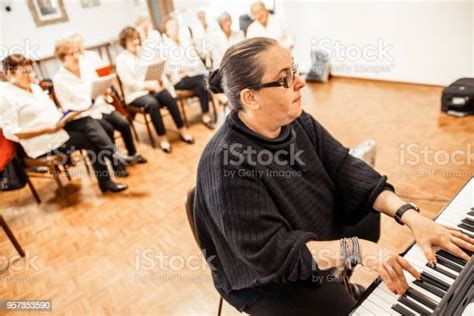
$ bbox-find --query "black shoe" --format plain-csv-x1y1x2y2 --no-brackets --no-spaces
180,135,195,144
123,153,148,165
100,181,128,193
134,154,147,164
112,161,129,177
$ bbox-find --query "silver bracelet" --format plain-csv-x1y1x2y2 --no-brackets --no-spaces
340,237,361,270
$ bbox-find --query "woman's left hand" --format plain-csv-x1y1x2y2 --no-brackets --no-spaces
403,210,474,264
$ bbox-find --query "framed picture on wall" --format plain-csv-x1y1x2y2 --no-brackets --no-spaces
27,0,69,27
80,0,101,9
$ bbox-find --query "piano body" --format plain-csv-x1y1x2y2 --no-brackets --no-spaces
351,177,474,315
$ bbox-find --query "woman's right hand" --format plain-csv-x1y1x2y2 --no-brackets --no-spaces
359,240,421,295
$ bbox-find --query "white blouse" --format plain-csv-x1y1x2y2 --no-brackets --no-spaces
209,29,245,68
161,37,208,85
115,49,175,104
53,58,115,120
246,14,294,50
0,83,69,158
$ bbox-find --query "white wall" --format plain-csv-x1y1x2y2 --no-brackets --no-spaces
282,0,473,86
0,0,149,60
175,0,473,86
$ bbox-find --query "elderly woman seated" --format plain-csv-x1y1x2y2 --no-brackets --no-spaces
161,16,215,130
115,26,194,153
0,54,127,193
53,36,146,166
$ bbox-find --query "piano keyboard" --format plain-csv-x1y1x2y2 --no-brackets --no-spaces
351,177,474,315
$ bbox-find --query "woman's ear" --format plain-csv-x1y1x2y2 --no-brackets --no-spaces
240,88,260,111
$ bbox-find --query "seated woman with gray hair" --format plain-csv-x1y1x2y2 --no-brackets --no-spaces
193,38,474,315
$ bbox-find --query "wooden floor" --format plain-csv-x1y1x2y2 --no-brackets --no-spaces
1,77,473,315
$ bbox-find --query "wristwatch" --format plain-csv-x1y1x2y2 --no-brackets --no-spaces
394,202,420,225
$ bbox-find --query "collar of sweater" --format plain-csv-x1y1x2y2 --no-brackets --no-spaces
227,111,297,150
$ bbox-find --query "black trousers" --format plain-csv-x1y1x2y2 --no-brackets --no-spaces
99,110,137,156
243,212,381,316
65,117,116,156
244,275,356,316
174,75,210,114
47,129,112,186
129,90,184,136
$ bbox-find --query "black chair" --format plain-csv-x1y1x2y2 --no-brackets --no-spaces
185,185,223,316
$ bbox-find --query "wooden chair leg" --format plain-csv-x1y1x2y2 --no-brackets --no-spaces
80,150,92,176
0,215,25,257
63,165,72,181
217,296,223,316
179,98,189,128
143,113,156,148
129,117,140,142
26,176,41,204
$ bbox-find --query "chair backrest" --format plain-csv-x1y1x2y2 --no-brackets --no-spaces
185,184,200,247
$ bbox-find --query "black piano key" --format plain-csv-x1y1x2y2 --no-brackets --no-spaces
398,296,432,315
462,217,474,226
435,254,462,273
405,287,438,310
392,303,416,316
468,210,474,216
420,272,450,291
458,223,474,233
413,279,445,299
427,263,457,280
459,220,474,231
437,250,467,266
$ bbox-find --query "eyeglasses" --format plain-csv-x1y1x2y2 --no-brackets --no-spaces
247,63,298,90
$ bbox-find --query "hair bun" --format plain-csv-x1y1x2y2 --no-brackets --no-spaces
208,69,224,94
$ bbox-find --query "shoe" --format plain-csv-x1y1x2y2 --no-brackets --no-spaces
100,181,128,193
112,161,129,177
122,153,147,165
159,141,172,154
134,154,147,164
180,134,195,144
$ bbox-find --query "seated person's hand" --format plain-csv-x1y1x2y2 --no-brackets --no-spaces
403,212,474,263
359,240,421,296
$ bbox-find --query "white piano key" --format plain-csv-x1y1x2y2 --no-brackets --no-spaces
353,304,377,315
378,284,421,315
360,299,391,315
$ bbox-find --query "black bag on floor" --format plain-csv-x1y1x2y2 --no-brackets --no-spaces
0,156,27,191
441,78,474,116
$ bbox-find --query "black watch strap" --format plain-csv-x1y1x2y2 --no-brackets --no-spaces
394,203,420,225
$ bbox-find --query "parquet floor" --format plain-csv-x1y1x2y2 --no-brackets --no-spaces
1,77,473,315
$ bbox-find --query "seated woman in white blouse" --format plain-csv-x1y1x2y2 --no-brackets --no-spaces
53,37,146,166
116,26,194,153
162,16,215,130
0,54,127,193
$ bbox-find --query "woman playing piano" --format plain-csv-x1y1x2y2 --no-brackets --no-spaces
193,37,474,315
